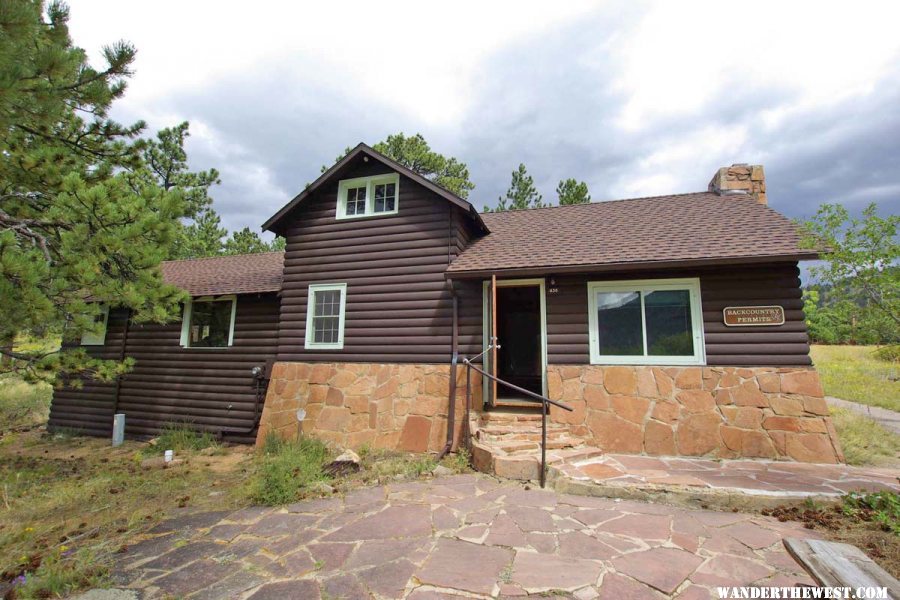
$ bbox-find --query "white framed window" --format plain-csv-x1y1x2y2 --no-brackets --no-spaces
587,278,705,366
305,283,347,349
180,295,237,348
336,173,399,219
80,304,110,346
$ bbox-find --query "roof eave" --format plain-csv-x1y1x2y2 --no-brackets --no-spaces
444,252,820,280
262,143,489,234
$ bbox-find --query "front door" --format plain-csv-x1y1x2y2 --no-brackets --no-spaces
483,279,547,406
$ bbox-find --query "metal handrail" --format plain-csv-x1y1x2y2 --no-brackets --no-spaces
462,356,573,488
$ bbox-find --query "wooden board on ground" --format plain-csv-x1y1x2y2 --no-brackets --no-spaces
784,537,900,590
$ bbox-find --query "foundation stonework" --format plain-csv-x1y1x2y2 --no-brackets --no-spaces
256,362,479,452
546,365,844,463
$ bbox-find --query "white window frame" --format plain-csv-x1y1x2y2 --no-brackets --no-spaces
80,304,110,346
305,283,347,350
587,277,705,366
179,295,237,348
335,173,400,219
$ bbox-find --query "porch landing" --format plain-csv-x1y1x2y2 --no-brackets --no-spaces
550,454,900,509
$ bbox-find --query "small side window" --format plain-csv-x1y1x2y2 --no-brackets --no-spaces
180,296,237,348
336,174,399,219
305,283,347,349
80,305,109,346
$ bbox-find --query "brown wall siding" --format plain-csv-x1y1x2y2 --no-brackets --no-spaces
277,162,463,363
47,310,128,437
460,263,810,367
49,293,280,439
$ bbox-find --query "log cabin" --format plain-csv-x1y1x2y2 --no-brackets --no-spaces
50,144,844,466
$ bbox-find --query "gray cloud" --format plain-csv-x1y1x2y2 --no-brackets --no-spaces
121,5,900,237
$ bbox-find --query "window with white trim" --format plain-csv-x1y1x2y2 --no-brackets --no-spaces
587,278,705,365
336,174,399,219
180,295,237,348
80,304,110,346
305,283,347,349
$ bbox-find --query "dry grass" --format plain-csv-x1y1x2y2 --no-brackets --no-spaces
811,345,900,412
829,408,900,467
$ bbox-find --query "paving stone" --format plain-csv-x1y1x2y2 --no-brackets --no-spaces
671,531,699,553
600,514,672,540
359,558,416,597
69,591,139,600
571,508,622,526
484,513,529,548
721,521,782,550
246,512,320,537
432,505,461,530
205,523,246,542
690,555,772,586
527,532,557,553
344,486,386,506
308,542,354,572
512,551,603,592
152,558,233,597
323,504,432,541
286,497,342,514
346,538,428,568
597,573,665,600
558,531,619,560
612,547,703,594
139,541,220,570
280,548,317,576
466,506,501,524
190,569,267,600
690,510,748,527
148,510,232,534
320,573,371,600
223,506,274,524
505,505,556,532
246,579,321,600
676,585,714,600
416,538,513,595
574,586,600,600
120,533,177,562
456,524,488,540
503,487,559,508
407,588,470,599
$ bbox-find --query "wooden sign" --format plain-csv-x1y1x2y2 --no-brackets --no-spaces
723,305,785,327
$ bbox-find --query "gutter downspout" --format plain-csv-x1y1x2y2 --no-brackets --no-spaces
112,308,131,416
437,278,459,460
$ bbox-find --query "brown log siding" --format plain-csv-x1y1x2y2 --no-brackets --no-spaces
49,293,280,439
457,263,810,367
276,161,474,363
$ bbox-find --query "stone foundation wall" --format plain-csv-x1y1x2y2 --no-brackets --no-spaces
256,362,481,452
546,365,843,463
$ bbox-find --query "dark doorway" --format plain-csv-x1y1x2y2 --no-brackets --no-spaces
495,285,543,401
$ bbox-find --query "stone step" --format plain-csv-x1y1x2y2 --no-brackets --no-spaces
480,412,544,423
477,429,571,443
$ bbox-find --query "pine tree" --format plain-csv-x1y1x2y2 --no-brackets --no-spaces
223,227,283,255
487,164,545,212
0,0,187,382
556,178,591,205
323,133,475,199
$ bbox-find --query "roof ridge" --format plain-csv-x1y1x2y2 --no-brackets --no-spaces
161,250,285,266
480,190,748,216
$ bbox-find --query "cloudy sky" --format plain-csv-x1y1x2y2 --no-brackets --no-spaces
68,1,900,237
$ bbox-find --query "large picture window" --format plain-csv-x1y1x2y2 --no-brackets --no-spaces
587,278,705,365
305,283,347,349
180,296,237,348
336,174,399,219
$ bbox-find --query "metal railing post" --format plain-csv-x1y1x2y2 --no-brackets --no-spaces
540,400,547,488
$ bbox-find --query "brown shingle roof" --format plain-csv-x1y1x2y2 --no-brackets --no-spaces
447,192,817,277
161,252,284,296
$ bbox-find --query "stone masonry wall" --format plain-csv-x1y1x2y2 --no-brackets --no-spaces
256,362,481,452
546,365,844,464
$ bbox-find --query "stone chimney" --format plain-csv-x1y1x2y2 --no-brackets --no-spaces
708,163,767,205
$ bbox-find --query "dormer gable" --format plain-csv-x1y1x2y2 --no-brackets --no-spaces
262,143,487,236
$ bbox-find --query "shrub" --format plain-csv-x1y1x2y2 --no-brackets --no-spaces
144,422,218,456
873,345,900,363
251,434,332,505
842,491,900,535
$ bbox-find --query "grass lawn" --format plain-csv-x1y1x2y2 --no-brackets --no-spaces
0,377,469,599
810,345,900,412
829,408,900,467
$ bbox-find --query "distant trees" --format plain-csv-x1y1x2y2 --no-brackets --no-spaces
557,178,591,205
327,133,476,199
801,203,899,346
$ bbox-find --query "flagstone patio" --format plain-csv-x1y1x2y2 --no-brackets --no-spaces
107,474,830,599
551,454,900,507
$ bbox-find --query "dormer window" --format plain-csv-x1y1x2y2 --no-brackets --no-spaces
336,173,399,219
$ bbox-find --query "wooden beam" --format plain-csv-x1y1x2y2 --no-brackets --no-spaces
784,537,900,590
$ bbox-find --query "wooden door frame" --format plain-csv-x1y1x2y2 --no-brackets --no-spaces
481,277,548,406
